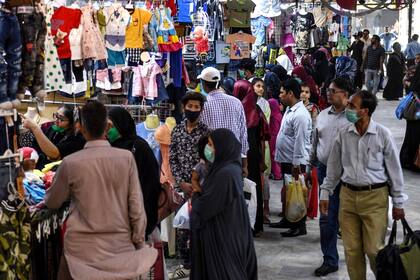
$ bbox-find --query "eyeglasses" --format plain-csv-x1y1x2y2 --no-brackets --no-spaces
327,88,347,95
53,113,68,122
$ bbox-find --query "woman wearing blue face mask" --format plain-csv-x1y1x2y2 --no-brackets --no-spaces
190,128,258,280
22,104,85,169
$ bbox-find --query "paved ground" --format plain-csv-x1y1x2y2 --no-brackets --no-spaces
167,96,420,279
255,97,420,280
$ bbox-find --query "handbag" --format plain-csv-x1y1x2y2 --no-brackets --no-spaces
158,169,184,222
396,92,414,120
376,220,408,280
376,218,420,280
403,93,420,121
399,218,420,280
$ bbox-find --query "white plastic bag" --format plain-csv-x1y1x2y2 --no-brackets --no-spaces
173,201,190,229
244,178,257,229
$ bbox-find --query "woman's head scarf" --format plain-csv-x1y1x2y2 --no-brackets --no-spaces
233,80,260,128
107,107,137,140
271,65,289,81
264,72,281,100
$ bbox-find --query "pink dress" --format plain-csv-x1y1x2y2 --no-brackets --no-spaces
81,5,107,60
132,61,162,100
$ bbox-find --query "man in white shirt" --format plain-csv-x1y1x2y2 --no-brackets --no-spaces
320,90,407,280
270,78,312,237
312,77,352,277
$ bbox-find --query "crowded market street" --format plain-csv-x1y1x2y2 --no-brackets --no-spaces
254,97,420,280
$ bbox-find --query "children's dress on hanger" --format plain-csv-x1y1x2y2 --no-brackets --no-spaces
81,5,107,60
156,7,182,52
44,4,66,92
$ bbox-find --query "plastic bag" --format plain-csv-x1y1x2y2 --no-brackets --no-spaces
173,201,190,229
285,174,308,222
243,178,257,229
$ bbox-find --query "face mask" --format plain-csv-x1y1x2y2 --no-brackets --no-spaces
200,81,208,97
184,110,201,122
107,127,121,143
51,125,66,133
204,144,215,163
238,69,245,78
345,108,360,123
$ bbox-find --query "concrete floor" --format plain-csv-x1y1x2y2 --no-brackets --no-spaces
255,97,420,280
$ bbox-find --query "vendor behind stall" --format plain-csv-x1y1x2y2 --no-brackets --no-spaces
21,105,85,169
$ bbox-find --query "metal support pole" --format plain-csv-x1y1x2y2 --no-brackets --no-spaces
408,0,413,42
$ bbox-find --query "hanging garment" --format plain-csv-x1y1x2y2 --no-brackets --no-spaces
104,3,131,51
69,26,83,60
44,4,66,93
80,5,107,60
96,67,122,90
148,11,159,53
336,36,350,52
126,8,152,49
328,22,339,43
0,10,22,105
0,205,32,280
16,11,46,97
156,7,182,52
226,32,256,59
132,61,162,99
291,12,315,49
50,6,82,59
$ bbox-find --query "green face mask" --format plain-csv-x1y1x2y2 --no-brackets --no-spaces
51,125,66,133
238,69,246,79
107,127,121,143
204,144,215,163
345,108,360,123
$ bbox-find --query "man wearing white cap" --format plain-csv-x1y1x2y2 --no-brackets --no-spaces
199,67,249,176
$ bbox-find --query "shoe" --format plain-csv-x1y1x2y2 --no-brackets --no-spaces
168,265,190,279
269,219,290,229
263,216,271,224
281,228,307,237
253,230,263,238
314,264,338,277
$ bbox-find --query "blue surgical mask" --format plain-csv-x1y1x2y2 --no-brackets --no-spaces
345,108,360,123
200,81,208,97
204,144,215,163
238,69,245,79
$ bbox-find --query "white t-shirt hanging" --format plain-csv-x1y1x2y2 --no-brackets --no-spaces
104,3,131,51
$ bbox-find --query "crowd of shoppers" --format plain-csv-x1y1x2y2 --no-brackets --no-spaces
24,27,420,280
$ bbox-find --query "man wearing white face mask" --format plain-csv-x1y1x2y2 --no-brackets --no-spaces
200,67,250,177
319,90,407,280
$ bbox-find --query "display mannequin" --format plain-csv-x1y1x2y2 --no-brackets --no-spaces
145,113,160,129
155,116,175,185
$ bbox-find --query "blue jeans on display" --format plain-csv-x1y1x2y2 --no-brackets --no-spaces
0,11,22,103
318,162,341,267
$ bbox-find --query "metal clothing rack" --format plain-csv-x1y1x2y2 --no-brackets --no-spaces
20,98,175,123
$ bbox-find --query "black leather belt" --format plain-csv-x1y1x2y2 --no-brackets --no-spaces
342,181,387,191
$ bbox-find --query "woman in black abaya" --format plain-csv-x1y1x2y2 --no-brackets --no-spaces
190,129,258,280
107,107,162,236
400,64,420,173
383,42,406,101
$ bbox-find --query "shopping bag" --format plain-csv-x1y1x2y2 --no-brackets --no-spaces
396,92,415,119
399,218,420,280
158,182,184,223
403,94,420,121
284,174,308,222
173,201,190,229
243,178,257,229
376,220,408,280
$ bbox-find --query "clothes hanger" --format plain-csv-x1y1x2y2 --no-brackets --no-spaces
125,0,134,10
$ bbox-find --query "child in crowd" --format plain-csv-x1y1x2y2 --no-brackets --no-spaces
300,83,319,128
191,135,210,193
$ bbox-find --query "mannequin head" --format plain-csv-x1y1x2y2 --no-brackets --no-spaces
145,113,160,129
